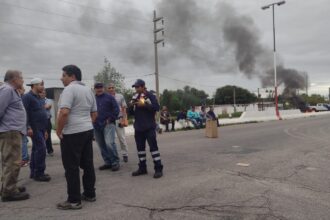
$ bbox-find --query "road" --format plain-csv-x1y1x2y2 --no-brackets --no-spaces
1,115,330,220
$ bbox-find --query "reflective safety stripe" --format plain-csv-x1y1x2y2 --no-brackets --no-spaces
153,156,161,161
139,157,146,161
151,151,160,155
138,151,146,155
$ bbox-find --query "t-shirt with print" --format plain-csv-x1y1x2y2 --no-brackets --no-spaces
58,81,97,135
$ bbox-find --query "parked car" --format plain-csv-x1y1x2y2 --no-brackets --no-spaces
307,103,329,112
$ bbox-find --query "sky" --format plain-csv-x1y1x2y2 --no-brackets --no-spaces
0,0,329,96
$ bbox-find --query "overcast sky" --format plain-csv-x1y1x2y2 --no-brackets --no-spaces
0,0,329,96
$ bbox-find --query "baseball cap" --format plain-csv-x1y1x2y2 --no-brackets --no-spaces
94,82,104,88
132,79,145,88
26,78,43,86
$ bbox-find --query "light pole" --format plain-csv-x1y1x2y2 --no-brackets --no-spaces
262,0,285,120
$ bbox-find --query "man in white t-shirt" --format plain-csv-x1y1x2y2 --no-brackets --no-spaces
56,65,97,210
107,83,129,163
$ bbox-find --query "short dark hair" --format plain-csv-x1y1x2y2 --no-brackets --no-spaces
62,65,82,81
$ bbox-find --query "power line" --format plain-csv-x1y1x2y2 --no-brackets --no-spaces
57,0,150,23
0,1,151,34
0,20,151,43
159,75,220,88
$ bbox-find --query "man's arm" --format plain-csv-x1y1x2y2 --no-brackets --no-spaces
56,108,70,139
0,88,12,119
90,111,97,123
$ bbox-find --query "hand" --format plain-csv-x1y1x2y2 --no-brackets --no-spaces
56,130,63,139
44,131,48,140
136,99,145,107
27,128,33,137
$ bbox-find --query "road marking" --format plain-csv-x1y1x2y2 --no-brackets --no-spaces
236,163,250,167
232,145,241,148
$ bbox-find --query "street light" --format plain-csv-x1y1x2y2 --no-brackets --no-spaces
262,0,286,120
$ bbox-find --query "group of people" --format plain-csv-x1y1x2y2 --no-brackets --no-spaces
0,66,164,210
160,105,220,131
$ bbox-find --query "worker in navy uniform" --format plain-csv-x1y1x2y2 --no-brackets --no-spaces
129,79,163,178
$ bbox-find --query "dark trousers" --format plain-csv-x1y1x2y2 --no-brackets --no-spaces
60,130,95,203
30,130,46,178
161,119,175,131
46,118,53,154
134,129,163,171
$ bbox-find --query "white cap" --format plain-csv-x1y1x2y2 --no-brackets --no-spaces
26,78,43,86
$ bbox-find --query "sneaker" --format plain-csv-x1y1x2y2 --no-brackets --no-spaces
98,164,112,170
1,192,30,202
153,170,163,179
56,201,82,210
47,152,54,157
20,160,29,167
111,164,120,172
123,156,128,163
81,194,96,202
34,175,51,182
18,186,26,193
132,168,148,176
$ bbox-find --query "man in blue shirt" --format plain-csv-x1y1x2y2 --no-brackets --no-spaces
93,83,120,171
0,70,30,202
128,79,164,178
22,78,50,182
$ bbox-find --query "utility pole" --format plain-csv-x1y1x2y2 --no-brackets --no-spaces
233,87,236,113
153,10,164,103
328,87,330,104
305,72,309,96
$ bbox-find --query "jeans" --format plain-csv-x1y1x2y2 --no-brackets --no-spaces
94,123,119,166
30,130,46,178
22,135,29,161
60,130,95,203
46,118,53,154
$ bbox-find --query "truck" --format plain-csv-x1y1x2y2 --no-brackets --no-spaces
307,103,329,112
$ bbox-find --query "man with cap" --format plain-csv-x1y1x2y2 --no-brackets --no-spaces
128,79,164,178
107,82,129,163
94,82,120,171
0,70,30,202
22,78,50,182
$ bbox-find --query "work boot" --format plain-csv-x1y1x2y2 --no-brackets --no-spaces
132,167,147,176
111,164,120,172
1,192,30,202
153,165,163,179
34,174,51,182
99,164,112,170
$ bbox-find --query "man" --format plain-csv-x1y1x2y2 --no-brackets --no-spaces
107,83,129,162
0,70,30,202
128,79,164,179
206,106,220,127
17,87,30,167
40,89,54,156
160,106,175,132
56,65,97,210
94,83,120,171
187,106,202,129
23,78,50,182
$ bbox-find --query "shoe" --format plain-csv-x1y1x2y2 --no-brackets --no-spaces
1,192,30,202
123,156,128,163
18,186,26,193
81,194,96,202
47,152,54,157
153,170,163,179
158,128,163,134
20,160,29,167
111,164,120,172
99,164,112,170
56,201,82,210
132,168,147,176
34,175,51,182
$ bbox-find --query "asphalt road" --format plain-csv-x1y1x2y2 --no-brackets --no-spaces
1,115,330,220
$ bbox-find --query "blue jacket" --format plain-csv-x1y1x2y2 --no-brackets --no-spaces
128,91,159,132
94,93,119,129
22,91,48,131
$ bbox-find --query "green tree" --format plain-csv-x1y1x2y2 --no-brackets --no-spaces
94,58,125,93
214,85,257,104
301,93,326,105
